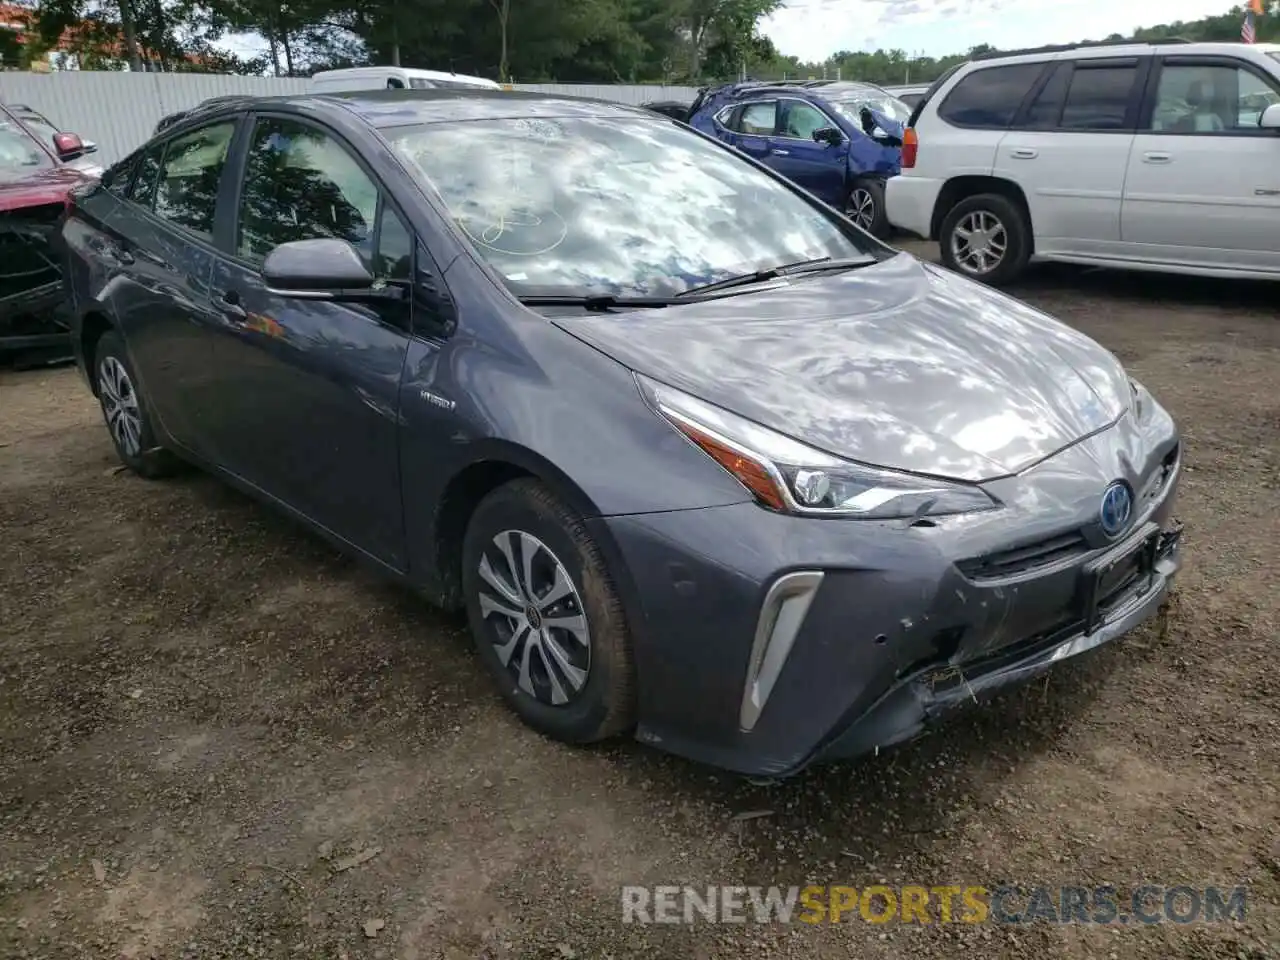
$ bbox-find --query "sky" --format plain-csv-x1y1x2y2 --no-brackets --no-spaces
761,0,1238,63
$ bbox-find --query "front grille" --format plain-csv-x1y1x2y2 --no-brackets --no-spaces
956,530,1089,581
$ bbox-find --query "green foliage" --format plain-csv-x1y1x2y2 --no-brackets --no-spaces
10,0,1279,80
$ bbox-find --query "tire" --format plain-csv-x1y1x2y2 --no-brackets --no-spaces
92,330,180,479
938,192,1031,286
461,478,636,743
849,178,889,239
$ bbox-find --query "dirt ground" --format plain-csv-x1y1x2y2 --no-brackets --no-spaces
2,247,1278,960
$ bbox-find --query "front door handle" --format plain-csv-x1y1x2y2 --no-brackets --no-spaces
1143,152,1171,164
219,290,248,322
771,148,790,156
1010,147,1037,159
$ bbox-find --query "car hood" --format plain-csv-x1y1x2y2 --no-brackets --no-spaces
0,164,85,212
550,253,1130,482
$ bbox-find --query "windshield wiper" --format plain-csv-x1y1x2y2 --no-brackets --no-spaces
518,294,679,312
677,256,876,297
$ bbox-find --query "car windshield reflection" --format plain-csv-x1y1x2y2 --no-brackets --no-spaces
387,115,881,299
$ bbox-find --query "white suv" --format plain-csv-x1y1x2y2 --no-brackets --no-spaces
886,41,1280,285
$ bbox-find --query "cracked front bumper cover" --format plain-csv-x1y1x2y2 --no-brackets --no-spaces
808,525,1183,767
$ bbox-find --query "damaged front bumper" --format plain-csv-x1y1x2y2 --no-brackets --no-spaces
811,523,1183,765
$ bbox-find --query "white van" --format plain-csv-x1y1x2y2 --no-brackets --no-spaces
310,67,502,93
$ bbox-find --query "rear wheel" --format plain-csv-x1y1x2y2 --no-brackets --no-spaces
92,331,180,479
849,178,889,238
938,193,1031,286
461,479,636,743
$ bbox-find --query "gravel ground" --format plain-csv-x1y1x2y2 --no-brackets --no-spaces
1,248,1278,959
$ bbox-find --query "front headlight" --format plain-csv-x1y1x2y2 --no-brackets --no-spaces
636,374,999,520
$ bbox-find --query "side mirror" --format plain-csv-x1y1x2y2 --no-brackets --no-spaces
263,238,385,300
52,132,85,160
1260,103,1280,130
812,126,843,146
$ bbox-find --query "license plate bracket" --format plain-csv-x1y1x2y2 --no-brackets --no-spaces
1080,522,1161,635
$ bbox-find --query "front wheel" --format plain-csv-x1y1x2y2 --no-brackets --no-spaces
848,178,889,239
461,479,636,744
938,193,1031,286
92,331,180,478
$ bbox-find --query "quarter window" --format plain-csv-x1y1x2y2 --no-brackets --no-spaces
127,144,163,208
1059,64,1138,130
1150,62,1280,132
152,122,236,238
375,204,413,281
103,152,138,198
938,63,1046,128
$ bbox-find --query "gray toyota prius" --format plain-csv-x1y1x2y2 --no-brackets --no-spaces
60,89,1182,777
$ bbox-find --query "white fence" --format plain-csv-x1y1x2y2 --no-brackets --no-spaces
0,72,700,166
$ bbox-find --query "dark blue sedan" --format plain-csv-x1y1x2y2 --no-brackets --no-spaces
60,90,1183,777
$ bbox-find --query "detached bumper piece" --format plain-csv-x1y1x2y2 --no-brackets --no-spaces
811,521,1183,766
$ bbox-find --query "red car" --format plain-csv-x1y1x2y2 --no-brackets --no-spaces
1,103,93,354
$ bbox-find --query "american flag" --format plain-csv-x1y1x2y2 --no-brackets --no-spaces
1242,9,1256,43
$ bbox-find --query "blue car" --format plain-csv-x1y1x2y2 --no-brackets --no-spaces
688,81,909,237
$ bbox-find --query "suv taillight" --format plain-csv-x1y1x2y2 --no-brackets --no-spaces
902,127,918,168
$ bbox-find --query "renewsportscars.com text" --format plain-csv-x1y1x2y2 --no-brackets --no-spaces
621,884,1247,925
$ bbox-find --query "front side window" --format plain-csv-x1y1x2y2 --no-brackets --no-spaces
0,117,52,181
938,63,1046,128
409,77,435,89
735,101,778,135
780,101,831,139
1059,64,1138,130
237,117,380,265
388,114,881,298
153,121,235,238
1151,62,1280,132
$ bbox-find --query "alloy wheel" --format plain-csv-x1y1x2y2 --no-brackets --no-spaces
476,530,591,706
949,210,1008,276
98,356,143,457
850,187,876,230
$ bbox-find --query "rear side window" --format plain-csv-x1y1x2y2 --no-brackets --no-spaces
735,101,778,135
153,121,236,239
938,63,1047,128
387,77,405,89
1059,63,1139,130
1022,62,1072,128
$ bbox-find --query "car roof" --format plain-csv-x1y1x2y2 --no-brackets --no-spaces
962,38,1280,68
168,88,655,130
716,80,894,101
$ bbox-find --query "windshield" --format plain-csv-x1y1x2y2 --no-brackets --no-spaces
0,119,52,180
831,94,912,125
387,115,879,297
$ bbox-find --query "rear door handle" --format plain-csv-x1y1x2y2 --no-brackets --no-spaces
1143,152,1171,163
219,290,248,322
771,148,790,155
1010,147,1037,159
